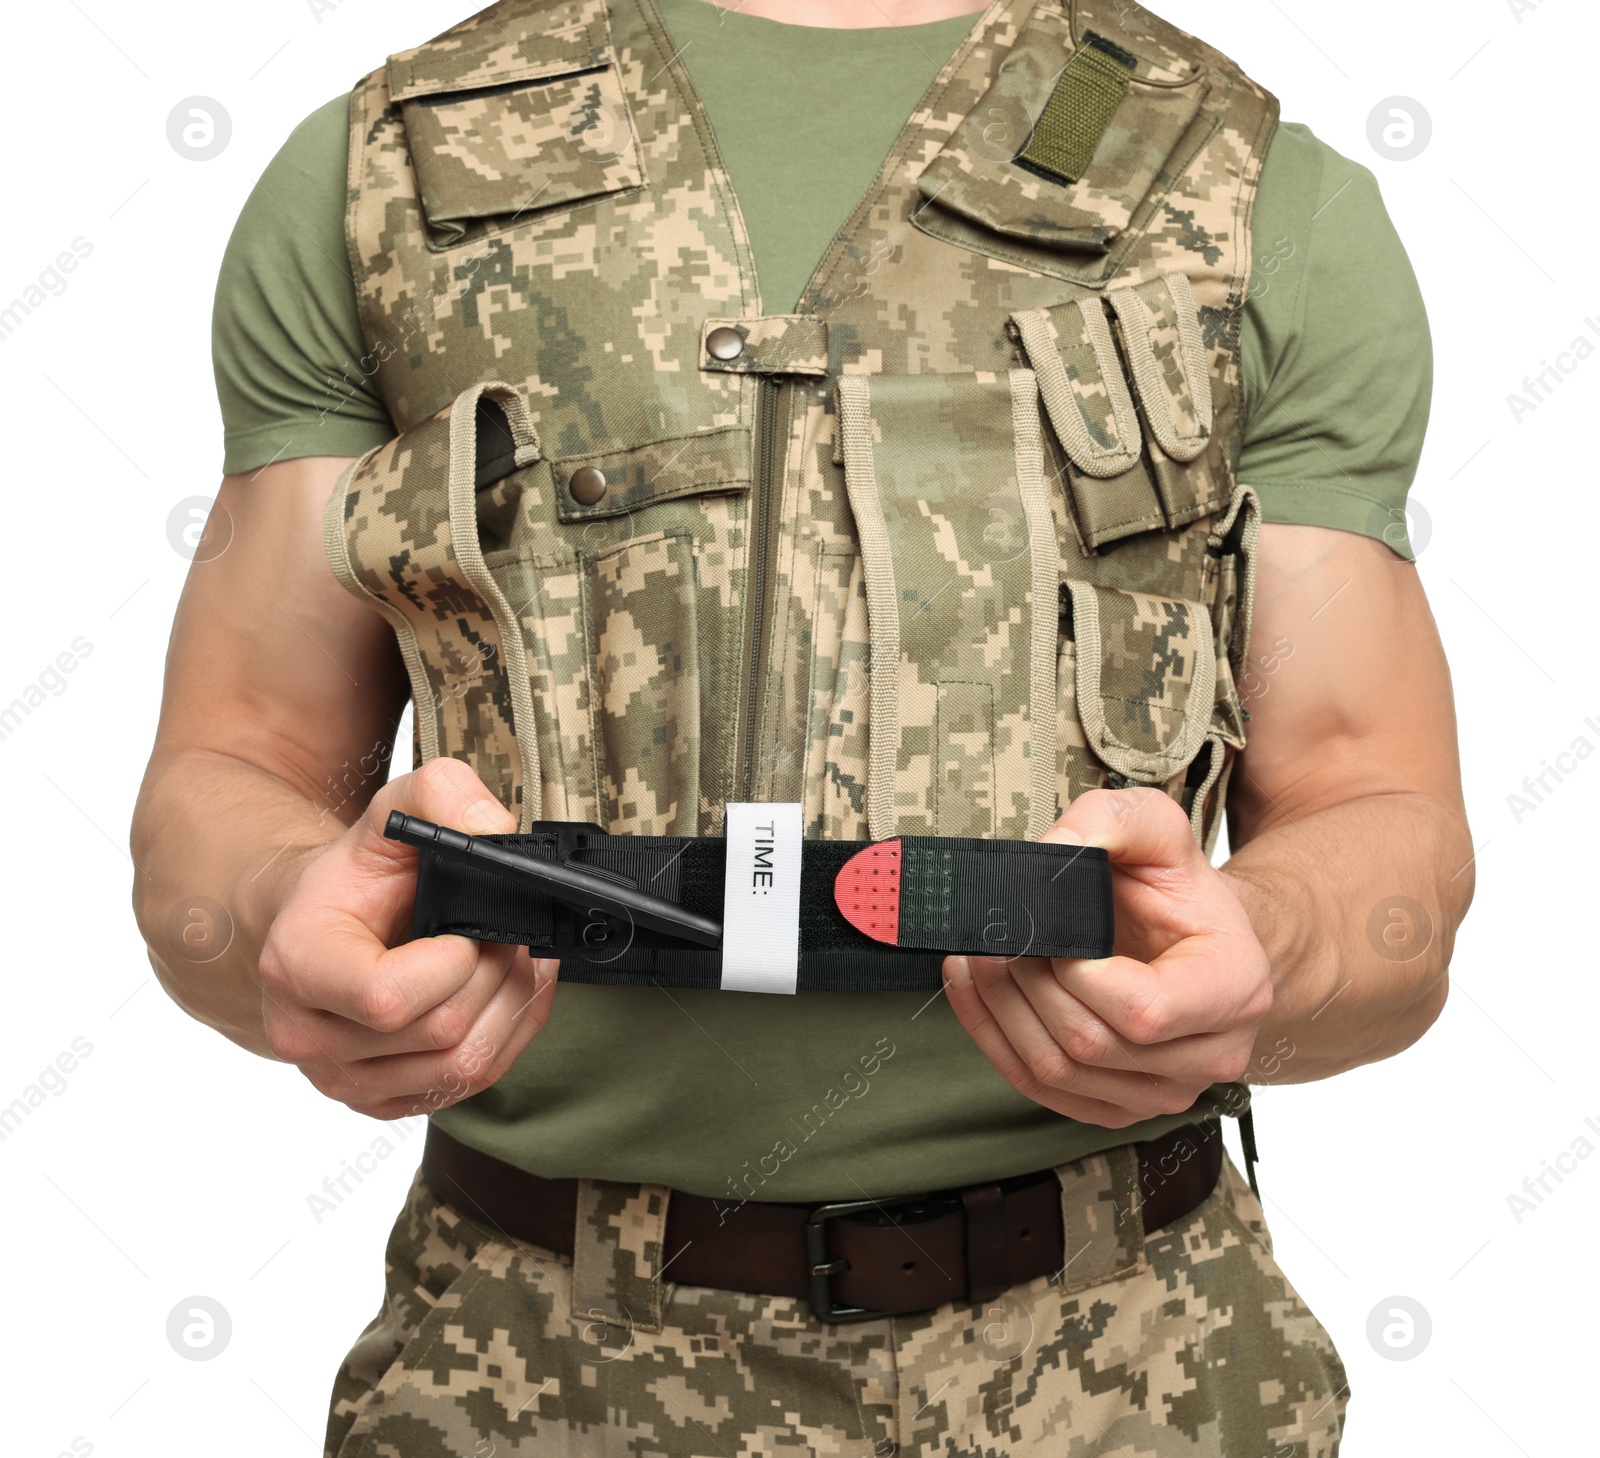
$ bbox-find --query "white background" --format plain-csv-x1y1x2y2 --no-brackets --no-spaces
0,0,1590,1453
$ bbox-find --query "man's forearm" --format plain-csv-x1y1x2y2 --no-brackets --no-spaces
130,748,345,1056
1221,788,1473,1084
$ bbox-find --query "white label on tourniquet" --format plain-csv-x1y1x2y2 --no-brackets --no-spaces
720,802,803,994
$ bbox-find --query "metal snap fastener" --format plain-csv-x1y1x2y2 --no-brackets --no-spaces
706,326,745,361
569,466,608,505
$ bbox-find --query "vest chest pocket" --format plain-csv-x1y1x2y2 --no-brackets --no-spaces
909,7,1212,286
477,456,711,838
387,15,646,250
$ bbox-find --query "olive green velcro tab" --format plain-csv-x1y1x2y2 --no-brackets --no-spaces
1015,32,1137,186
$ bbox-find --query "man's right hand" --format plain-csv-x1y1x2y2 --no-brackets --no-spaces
259,758,558,1121
131,458,557,1079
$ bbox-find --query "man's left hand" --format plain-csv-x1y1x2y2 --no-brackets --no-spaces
942,787,1273,1128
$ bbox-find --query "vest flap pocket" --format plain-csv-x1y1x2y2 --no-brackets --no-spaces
1107,273,1213,464
389,17,645,245
1011,274,1225,547
1065,580,1215,784
835,368,1059,841
1009,296,1167,549
1009,296,1140,478
911,12,1210,284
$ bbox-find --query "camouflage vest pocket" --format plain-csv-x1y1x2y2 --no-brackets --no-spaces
909,2,1212,287
478,546,599,826
480,505,710,836
324,387,542,820
387,11,647,251
585,531,702,836
834,368,1060,842
327,380,712,836
1060,579,1216,792
1009,273,1226,550
1052,479,1260,852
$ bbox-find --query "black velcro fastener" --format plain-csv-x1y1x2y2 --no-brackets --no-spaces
896,837,1113,959
1083,30,1138,69
406,826,1114,993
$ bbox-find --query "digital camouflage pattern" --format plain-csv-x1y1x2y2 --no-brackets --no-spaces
1065,580,1217,787
328,0,1278,857
325,1151,1348,1456
326,385,546,816
389,26,647,249
835,368,1059,841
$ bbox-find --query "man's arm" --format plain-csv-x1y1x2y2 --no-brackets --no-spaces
942,521,1472,1124
130,457,556,1118
131,457,402,1048
1222,521,1471,1083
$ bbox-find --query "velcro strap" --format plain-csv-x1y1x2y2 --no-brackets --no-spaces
1014,31,1138,187
406,824,1115,992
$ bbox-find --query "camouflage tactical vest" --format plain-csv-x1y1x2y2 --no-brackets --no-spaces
326,0,1278,860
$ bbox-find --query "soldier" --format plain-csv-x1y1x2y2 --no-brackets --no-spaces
131,0,1470,1453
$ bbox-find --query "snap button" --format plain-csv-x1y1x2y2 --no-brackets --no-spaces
705,325,745,361
569,466,608,505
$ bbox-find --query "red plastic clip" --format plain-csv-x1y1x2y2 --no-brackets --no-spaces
833,839,903,946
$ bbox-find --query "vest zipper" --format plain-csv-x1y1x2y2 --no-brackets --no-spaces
737,375,784,802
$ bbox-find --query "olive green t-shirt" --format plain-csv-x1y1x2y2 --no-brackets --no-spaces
213,1,1433,1199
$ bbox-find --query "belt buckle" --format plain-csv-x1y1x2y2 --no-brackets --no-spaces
804,1190,956,1323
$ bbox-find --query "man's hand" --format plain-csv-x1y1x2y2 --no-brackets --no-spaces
260,758,558,1121
942,787,1272,1129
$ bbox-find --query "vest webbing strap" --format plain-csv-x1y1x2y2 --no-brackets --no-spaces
1015,31,1138,186
399,820,1115,993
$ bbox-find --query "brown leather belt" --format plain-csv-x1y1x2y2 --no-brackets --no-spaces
422,1119,1223,1322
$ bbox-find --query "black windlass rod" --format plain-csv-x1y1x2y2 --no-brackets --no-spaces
384,811,723,949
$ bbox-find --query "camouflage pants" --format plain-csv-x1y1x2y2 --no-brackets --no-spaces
325,1146,1349,1457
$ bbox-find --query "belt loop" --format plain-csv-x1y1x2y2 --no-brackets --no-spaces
572,1178,672,1337
1054,1145,1146,1295
959,1182,1008,1305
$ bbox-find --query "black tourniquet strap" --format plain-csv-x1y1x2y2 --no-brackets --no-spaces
405,822,1115,992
